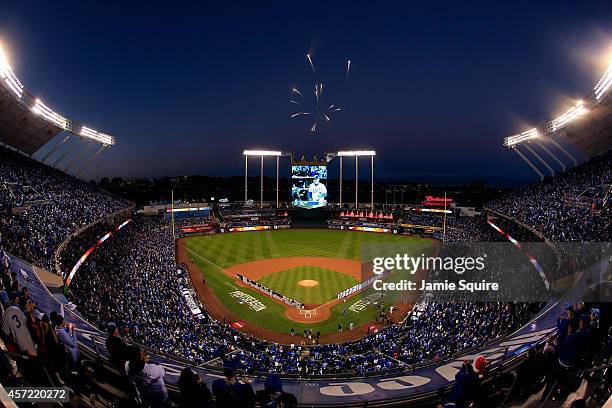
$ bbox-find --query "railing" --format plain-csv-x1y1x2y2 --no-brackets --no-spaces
53,204,135,276
484,208,562,273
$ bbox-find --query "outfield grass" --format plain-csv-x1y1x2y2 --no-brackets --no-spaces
183,229,433,336
257,266,359,304
185,229,427,267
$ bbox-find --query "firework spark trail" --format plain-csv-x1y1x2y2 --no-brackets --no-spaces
291,112,311,118
290,100,302,107
292,88,304,97
306,53,316,72
346,60,351,80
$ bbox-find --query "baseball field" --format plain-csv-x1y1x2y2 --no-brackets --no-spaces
178,229,434,343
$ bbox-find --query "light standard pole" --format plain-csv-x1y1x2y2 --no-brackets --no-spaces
244,155,248,203
355,156,358,209
339,156,343,208
260,155,264,208
370,155,374,209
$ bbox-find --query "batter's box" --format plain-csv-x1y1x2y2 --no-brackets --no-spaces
299,309,317,319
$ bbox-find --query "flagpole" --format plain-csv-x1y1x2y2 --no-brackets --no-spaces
442,191,447,243
171,189,175,238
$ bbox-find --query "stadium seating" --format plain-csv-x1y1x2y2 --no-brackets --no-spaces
0,148,610,406
219,205,290,229
488,150,611,242
0,145,130,271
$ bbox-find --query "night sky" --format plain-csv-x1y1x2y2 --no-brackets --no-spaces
1,1,611,184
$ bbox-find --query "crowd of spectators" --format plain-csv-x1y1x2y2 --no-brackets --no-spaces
0,246,94,396
66,217,230,364
60,214,547,378
0,245,272,407
219,205,290,229
0,145,130,271
438,299,610,407
488,150,611,242
382,302,542,365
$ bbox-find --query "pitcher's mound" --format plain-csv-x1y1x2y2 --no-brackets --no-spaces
298,279,319,287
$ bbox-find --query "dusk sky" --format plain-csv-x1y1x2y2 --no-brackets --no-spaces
1,1,611,183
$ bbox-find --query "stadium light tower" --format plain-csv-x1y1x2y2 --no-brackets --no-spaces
336,151,376,209
243,150,283,208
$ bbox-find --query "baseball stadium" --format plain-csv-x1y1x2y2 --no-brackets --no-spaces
0,4,611,408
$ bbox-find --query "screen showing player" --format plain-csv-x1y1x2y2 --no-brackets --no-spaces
291,165,327,209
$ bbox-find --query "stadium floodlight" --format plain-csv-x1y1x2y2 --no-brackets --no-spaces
0,42,24,99
0,41,116,151
548,101,587,132
336,150,376,156
80,126,115,146
505,102,587,147
32,99,68,130
594,58,612,102
243,150,283,156
504,128,539,147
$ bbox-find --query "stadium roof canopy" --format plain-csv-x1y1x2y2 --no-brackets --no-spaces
504,59,612,158
0,43,115,156
503,58,612,179
557,95,612,157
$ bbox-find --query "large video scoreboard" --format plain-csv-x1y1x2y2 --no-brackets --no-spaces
291,157,328,209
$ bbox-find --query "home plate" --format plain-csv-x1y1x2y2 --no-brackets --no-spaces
232,321,246,329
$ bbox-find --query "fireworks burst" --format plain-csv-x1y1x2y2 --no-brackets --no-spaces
290,52,350,132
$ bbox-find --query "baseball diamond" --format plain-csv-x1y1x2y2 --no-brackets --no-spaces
178,229,435,343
